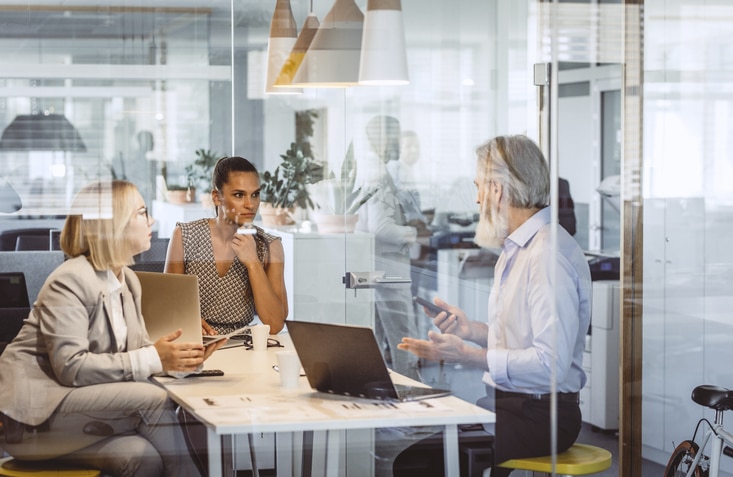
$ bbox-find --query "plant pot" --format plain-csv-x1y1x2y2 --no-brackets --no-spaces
260,203,295,227
311,212,359,234
198,191,214,209
166,188,196,204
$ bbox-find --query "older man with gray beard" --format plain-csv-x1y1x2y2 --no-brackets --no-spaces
396,134,592,477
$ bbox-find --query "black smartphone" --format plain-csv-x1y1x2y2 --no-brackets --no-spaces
413,296,449,315
186,369,225,377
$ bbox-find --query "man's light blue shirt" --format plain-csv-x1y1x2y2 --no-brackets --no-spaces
482,207,592,394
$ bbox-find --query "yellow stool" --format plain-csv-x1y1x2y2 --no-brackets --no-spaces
0,457,101,477
496,443,612,476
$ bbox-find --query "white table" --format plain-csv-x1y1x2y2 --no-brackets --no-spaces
156,333,495,477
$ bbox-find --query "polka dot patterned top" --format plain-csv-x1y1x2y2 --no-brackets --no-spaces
178,219,281,334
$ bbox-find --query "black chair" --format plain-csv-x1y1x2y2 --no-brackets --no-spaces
0,228,54,251
130,233,169,273
15,235,51,251
0,272,31,355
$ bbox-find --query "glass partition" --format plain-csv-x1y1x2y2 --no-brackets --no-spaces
0,0,662,475
641,1,733,476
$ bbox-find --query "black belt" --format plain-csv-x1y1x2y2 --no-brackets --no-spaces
496,389,580,404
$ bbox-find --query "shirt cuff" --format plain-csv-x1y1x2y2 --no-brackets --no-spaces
167,364,203,380
130,346,163,381
486,348,509,386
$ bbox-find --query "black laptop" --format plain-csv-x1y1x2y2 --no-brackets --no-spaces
286,320,451,402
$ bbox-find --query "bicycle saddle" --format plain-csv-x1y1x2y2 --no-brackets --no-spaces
692,385,733,411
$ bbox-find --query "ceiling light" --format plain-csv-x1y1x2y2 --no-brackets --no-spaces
265,0,302,94
274,10,320,88
0,114,86,152
290,0,364,88
359,0,409,85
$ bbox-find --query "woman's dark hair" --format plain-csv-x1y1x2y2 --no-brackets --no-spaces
211,156,258,192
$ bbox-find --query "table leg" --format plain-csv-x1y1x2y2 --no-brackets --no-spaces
443,423,459,477
248,433,260,477
207,429,222,477
325,429,341,477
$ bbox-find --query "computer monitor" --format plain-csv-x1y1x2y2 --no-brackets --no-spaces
0,272,30,308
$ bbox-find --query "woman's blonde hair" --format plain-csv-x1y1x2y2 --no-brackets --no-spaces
60,180,139,270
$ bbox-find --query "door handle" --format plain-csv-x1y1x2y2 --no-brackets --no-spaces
343,271,411,289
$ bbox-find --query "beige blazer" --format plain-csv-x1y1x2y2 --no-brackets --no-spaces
0,256,153,426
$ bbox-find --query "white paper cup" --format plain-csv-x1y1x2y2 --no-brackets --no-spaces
276,350,301,388
251,324,270,351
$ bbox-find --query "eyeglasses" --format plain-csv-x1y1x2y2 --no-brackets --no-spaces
228,333,283,350
137,206,152,225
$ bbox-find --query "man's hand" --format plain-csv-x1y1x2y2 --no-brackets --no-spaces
431,297,472,340
398,331,466,364
154,329,205,373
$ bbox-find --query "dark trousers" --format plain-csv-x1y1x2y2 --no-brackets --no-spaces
394,389,582,477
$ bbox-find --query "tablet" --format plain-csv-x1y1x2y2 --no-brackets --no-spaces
202,325,252,345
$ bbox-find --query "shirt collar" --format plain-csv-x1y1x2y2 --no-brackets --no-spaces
107,269,123,294
504,206,550,249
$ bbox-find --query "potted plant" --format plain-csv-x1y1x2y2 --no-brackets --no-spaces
164,148,219,204
259,142,324,226
185,148,220,206
165,183,196,204
308,141,378,233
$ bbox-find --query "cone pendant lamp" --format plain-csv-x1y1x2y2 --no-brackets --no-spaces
265,0,302,94
290,0,364,88
274,11,320,88
359,0,409,85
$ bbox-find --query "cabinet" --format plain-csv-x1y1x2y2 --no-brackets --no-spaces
263,227,375,328
580,280,620,431
437,249,494,323
152,200,212,238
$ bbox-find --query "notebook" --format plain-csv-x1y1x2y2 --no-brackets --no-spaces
135,271,203,345
286,320,451,402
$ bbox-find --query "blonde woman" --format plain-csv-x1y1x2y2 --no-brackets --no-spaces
0,180,220,476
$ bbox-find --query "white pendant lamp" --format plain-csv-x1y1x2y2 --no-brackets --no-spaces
274,4,320,89
290,0,364,88
265,0,302,94
359,0,409,85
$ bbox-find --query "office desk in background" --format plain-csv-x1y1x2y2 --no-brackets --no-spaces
156,333,495,477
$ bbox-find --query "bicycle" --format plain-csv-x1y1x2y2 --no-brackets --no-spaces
664,385,733,477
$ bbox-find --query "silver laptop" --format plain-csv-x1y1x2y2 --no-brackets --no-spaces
135,271,252,349
135,271,203,345
286,320,451,402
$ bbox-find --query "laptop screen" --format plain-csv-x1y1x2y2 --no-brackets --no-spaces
286,320,397,399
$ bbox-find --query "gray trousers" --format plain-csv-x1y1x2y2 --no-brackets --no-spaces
2,381,200,477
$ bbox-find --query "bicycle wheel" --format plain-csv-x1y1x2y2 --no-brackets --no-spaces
664,440,707,477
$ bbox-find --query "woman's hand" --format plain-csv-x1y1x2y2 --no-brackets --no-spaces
203,339,226,360
431,297,471,340
202,319,216,336
154,329,205,373
230,232,259,266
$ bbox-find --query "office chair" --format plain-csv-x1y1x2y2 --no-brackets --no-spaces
0,229,53,252
14,236,50,251
0,272,31,355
